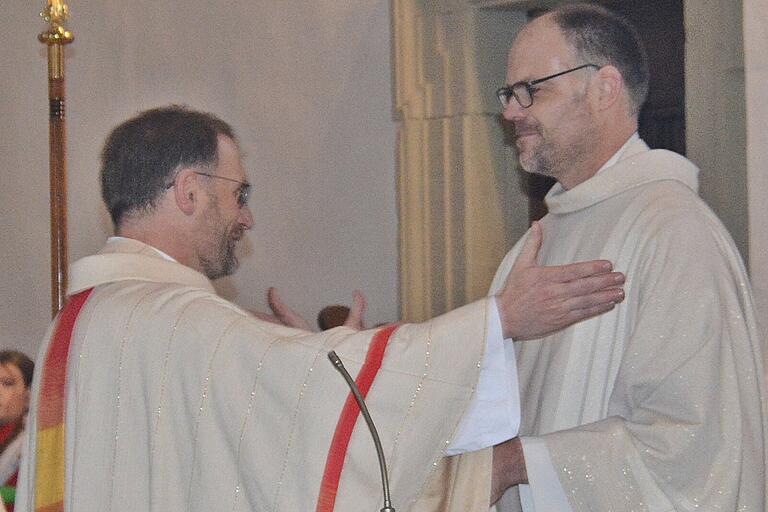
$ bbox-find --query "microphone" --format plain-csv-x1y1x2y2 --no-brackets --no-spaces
327,350,395,512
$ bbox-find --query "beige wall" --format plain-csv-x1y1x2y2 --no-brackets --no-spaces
0,0,398,357
744,0,768,330
393,2,531,322
685,0,749,262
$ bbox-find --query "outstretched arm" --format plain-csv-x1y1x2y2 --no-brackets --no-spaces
257,221,623,339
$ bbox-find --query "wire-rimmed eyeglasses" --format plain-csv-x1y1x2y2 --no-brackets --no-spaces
193,172,250,208
496,63,600,109
166,172,251,208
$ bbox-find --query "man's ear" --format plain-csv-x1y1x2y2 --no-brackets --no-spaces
172,168,200,216
591,64,624,111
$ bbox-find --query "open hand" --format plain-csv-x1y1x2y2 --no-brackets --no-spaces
496,222,625,340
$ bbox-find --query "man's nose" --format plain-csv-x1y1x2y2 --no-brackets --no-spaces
239,205,254,230
502,98,526,122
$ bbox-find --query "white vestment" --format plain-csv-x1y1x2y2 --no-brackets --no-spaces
17,238,498,512
492,139,767,511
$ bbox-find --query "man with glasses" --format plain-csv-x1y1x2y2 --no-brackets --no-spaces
489,5,766,511
17,105,627,511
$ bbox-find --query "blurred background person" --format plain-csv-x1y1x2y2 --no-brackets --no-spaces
317,305,351,331
0,351,34,512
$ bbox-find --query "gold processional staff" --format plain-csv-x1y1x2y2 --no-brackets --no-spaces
38,0,73,316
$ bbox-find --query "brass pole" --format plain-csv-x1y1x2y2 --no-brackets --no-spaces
39,1,73,317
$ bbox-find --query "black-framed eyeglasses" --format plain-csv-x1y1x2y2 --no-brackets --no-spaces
193,172,251,208
496,63,600,109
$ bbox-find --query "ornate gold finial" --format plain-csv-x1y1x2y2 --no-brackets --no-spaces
39,0,74,46
38,0,74,81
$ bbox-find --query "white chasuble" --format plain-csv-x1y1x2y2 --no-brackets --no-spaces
17,238,493,512
492,139,767,511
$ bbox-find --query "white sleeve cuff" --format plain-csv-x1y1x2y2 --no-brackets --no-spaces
518,437,573,512
445,297,520,455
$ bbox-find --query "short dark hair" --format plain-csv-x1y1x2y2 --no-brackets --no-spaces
550,4,649,115
317,305,351,331
0,350,34,388
100,105,236,227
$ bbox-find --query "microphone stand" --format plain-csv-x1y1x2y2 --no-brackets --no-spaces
328,351,395,512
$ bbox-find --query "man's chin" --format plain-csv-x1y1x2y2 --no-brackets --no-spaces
206,261,238,281
516,152,536,173
518,156,556,179
515,140,538,163
200,250,239,280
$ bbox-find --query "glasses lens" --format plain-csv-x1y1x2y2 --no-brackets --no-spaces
238,185,250,207
512,83,532,108
497,87,513,108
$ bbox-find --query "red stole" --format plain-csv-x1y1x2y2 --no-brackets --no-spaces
316,324,399,512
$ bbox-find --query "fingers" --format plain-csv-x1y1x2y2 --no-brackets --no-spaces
266,287,281,311
267,287,292,320
562,286,625,312
267,287,312,331
512,221,543,270
560,271,624,297
546,259,615,282
352,291,367,318
563,300,619,326
555,272,624,319
343,291,367,330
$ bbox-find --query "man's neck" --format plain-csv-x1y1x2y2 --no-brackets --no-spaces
115,223,195,269
559,126,637,190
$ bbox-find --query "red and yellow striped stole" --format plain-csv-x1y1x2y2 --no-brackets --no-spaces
34,289,93,512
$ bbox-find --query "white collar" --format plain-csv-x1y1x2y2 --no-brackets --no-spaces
107,236,177,262
68,238,213,295
544,138,700,215
595,132,640,175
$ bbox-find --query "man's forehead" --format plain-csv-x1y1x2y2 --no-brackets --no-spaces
216,135,247,178
217,134,240,154
506,18,575,81
217,135,243,157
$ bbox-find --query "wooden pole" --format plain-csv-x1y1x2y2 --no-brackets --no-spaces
39,1,73,317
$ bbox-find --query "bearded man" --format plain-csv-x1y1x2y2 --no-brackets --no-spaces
16,105,625,511
490,5,766,511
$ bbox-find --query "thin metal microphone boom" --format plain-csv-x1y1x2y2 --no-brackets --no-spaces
327,350,395,512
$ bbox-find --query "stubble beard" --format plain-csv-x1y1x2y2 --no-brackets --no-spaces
515,121,563,179
204,232,239,280
516,124,551,176
199,198,241,280
514,109,592,183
